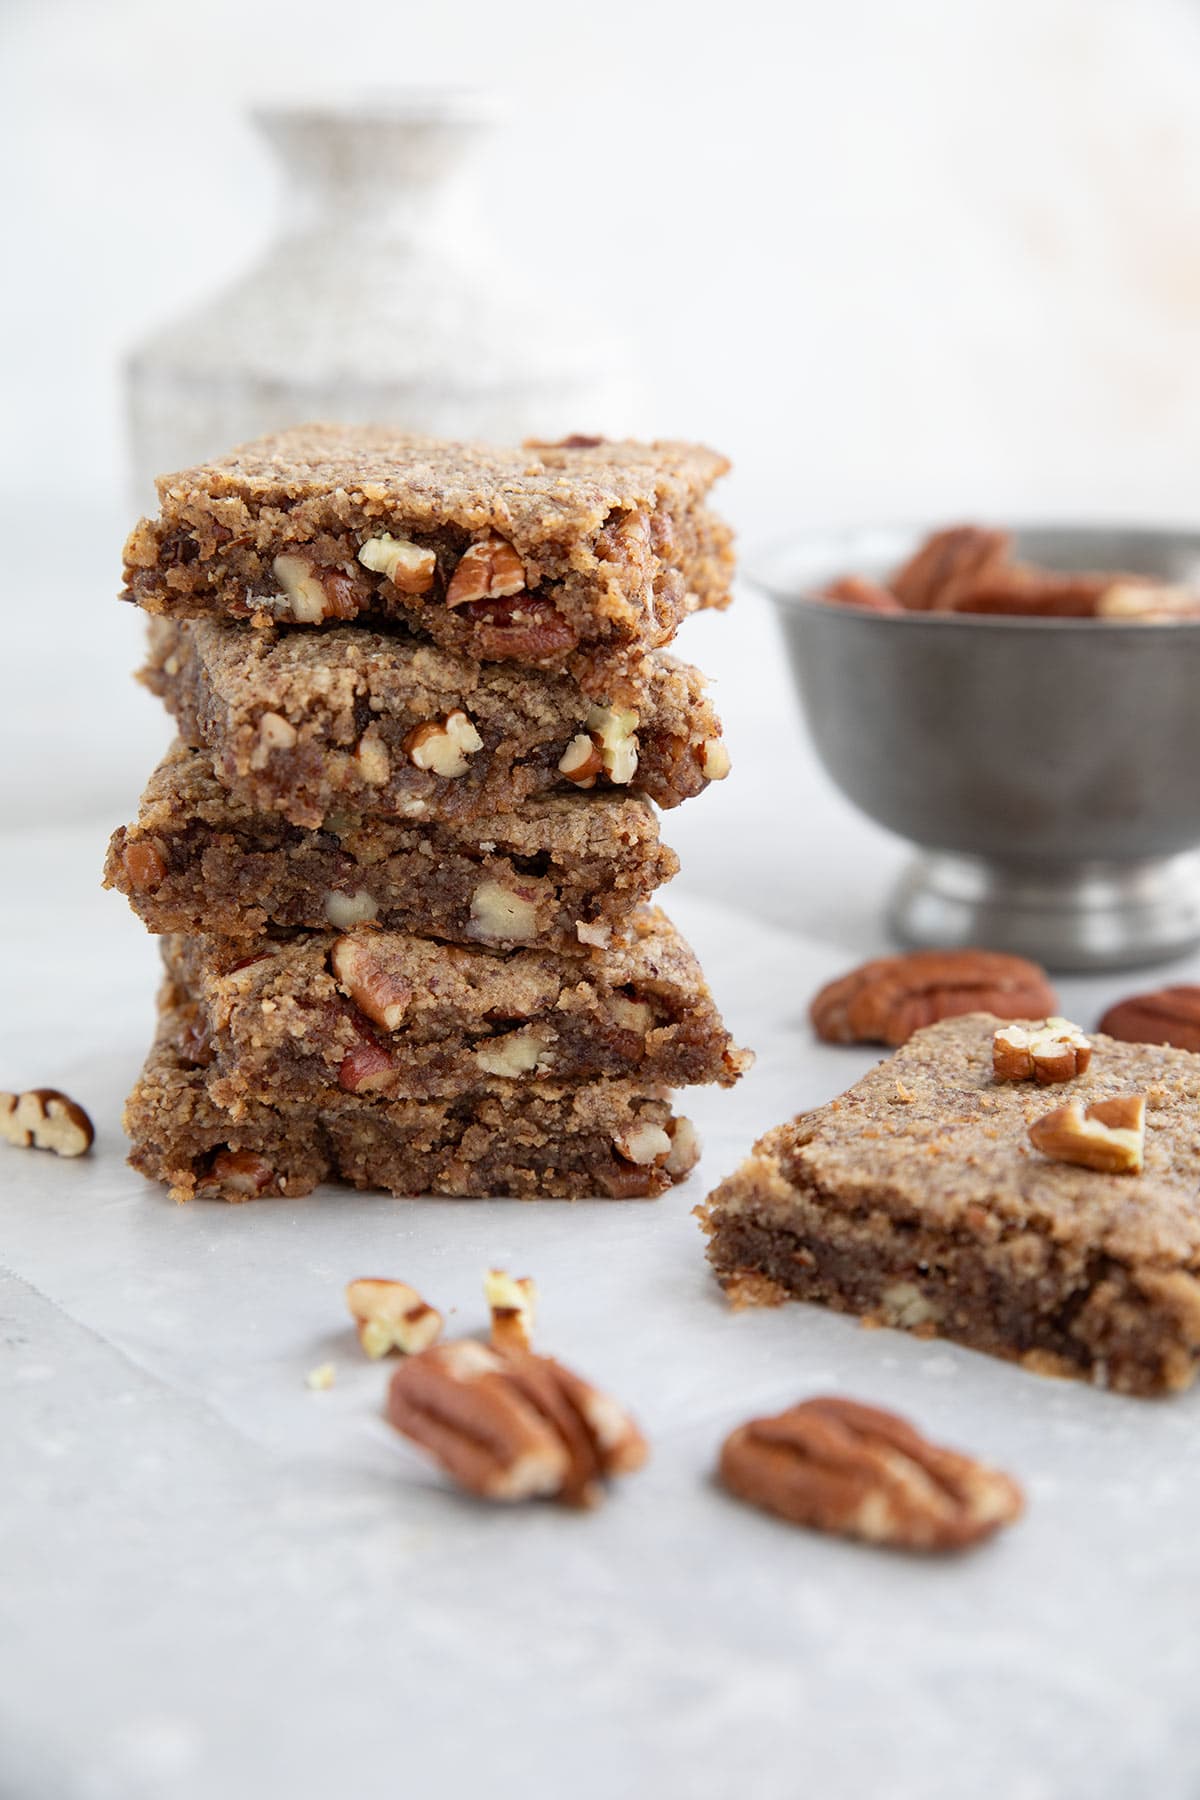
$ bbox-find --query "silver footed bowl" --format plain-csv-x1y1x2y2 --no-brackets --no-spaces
753,525,1200,973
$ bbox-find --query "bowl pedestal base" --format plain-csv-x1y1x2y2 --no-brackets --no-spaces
889,850,1200,973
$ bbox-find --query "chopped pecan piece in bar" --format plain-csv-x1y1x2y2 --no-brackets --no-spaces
142,617,727,829
719,1396,1023,1550
160,907,749,1107
700,1013,1200,1395
120,426,734,683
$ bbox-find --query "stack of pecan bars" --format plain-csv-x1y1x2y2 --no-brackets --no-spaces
106,427,748,1200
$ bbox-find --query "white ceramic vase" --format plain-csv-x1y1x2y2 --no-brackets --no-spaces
126,95,635,499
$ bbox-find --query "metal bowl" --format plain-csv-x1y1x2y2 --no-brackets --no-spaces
754,525,1200,971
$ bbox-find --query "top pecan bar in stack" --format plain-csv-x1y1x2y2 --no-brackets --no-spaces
121,426,734,691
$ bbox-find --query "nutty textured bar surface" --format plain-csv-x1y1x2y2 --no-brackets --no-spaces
121,426,733,682
162,907,749,1106
143,618,725,829
105,740,678,947
126,990,699,1202
699,1014,1200,1396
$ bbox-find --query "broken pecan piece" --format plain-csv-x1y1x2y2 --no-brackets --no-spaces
890,526,1011,611
272,552,360,623
346,1278,442,1358
331,935,412,1032
484,1268,537,1352
195,1149,277,1198
1099,985,1200,1052
718,1396,1023,1551
1028,1093,1146,1174
386,1339,647,1507
811,949,1057,1047
0,1088,94,1158
992,1017,1092,1084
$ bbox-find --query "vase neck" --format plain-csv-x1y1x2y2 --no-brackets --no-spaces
253,100,490,235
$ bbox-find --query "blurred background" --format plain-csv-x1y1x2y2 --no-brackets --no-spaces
5,0,1200,930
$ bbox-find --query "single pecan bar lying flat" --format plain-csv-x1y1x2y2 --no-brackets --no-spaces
121,426,734,690
811,949,1056,1046
719,1396,1023,1550
386,1338,647,1506
699,1013,1200,1395
1099,986,1200,1053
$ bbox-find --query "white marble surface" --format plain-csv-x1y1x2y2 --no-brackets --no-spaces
5,503,1200,1797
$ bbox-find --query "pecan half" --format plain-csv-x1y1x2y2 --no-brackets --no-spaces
992,1017,1092,1084
386,1339,647,1507
718,1396,1023,1550
0,1088,94,1158
943,570,1114,618
811,949,1057,1047
820,575,904,614
890,526,1011,611
1028,1093,1146,1174
1099,985,1200,1052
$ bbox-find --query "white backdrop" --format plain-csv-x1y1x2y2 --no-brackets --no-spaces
5,0,1200,540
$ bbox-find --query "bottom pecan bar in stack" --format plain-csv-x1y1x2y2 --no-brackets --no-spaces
128,991,699,1202
700,1013,1200,1395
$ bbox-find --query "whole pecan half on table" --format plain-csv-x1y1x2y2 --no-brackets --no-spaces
1099,986,1200,1053
811,948,1057,1047
719,1397,1023,1551
387,1339,647,1508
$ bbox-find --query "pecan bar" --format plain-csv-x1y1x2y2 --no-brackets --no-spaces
121,427,733,686
162,907,749,1106
142,618,727,830
699,1014,1200,1396
126,990,700,1202
105,740,678,948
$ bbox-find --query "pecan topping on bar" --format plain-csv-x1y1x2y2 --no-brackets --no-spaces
1028,1093,1146,1174
484,1269,537,1353
992,1017,1092,1085
386,1339,647,1507
811,949,1057,1047
1099,985,1200,1053
445,534,526,607
346,1278,443,1358
718,1396,1024,1551
0,1088,94,1158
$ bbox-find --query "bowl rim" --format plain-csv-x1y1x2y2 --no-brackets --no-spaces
748,518,1200,633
